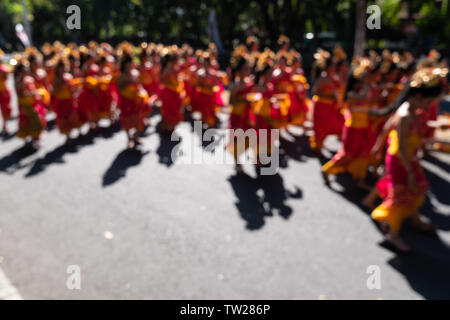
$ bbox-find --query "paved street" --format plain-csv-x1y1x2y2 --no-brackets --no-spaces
0,76,450,300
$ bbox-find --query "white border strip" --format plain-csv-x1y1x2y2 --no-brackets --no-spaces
0,268,23,300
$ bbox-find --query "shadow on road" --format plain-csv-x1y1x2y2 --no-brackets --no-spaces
1,131,16,142
422,163,450,206
278,131,317,169
228,172,302,230
155,121,182,167
388,229,450,299
323,153,450,299
25,124,120,178
0,145,38,174
102,148,150,187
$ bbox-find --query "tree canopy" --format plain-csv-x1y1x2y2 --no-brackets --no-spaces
0,0,448,55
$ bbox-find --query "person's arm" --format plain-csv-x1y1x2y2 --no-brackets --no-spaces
315,78,337,100
53,77,62,93
229,83,247,105
347,88,370,112
371,114,394,158
397,114,416,190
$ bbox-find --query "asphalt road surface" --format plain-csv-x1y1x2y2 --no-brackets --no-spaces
0,77,450,300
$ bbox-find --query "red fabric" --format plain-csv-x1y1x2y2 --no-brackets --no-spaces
229,84,254,130
313,100,344,144
229,113,251,131
148,81,162,97
160,87,183,127
0,88,12,121
378,153,428,207
288,91,308,121
18,100,47,138
192,90,216,124
78,87,99,123
118,95,146,132
422,101,439,139
330,125,371,162
97,85,114,118
215,82,225,107
54,98,81,134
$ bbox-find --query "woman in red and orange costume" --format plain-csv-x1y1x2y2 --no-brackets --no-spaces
15,63,47,148
179,45,196,108
227,49,254,172
271,51,293,129
379,52,403,109
191,52,224,127
40,43,56,86
322,61,374,188
187,50,202,115
117,55,151,149
365,55,384,155
371,67,448,252
248,55,280,168
206,43,227,111
159,51,187,131
68,53,81,78
310,49,342,156
333,46,349,113
78,49,100,131
53,60,82,144
289,50,310,127
28,52,52,110
139,46,155,103
0,60,12,134
97,55,116,121
148,45,162,98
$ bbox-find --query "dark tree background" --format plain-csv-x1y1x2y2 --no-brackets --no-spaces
0,0,448,57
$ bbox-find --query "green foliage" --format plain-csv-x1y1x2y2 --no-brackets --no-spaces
0,0,447,51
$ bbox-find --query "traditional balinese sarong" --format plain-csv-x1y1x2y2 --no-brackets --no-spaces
17,78,47,139
322,102,372,180
53,78,81,135
0,76,12,122
118,83,149,132
310,94,344,150
160,80,186,128
78,75,100,124
372,116,428,232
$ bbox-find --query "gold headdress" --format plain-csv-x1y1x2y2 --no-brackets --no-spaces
246,36,259,47
428,49,441,62
256,48,274,72
278,34,290,46
88,41,98,50
181,44,193,56
380,49,398,74
199,51,211,64
116,42,135,58
352,57,371,79
208,43,218,56
230,44,248,70
410,67,448,89
79,45,89,55
275,50,293,65
313,48,331,70
195,49,204,59
290,50,302,62
40,43,53,56
11,52,29,69
392,52,401,64
333,45,347,62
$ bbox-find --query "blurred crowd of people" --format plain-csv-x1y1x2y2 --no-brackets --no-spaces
0,34,449,252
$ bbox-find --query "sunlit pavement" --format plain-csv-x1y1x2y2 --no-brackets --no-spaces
0,79,450,299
